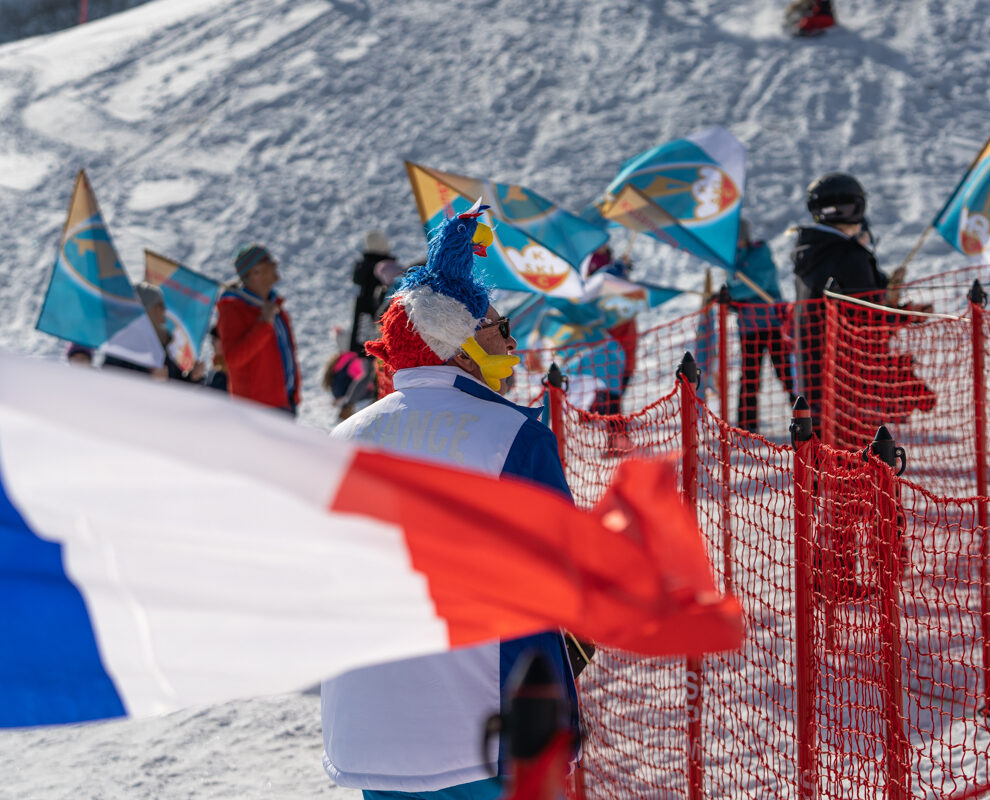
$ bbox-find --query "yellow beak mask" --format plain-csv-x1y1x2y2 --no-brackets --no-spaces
460,336,520,392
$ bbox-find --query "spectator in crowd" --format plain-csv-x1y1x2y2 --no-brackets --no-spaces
370,256,408,318
217,244,300,415
791,173,887,430
586,244,637,454
203,326,228,392
321,326,375,421
350,230,394,354
785,0,836,36
586,244,637,399
102,281,205,383
322,207,579,800
66,342,94,367
727,219,795,433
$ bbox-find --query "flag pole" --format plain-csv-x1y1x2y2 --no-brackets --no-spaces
894,134,990,275
622,231,638,262
79,0,88,24
887,226,933,305
731,270,776,304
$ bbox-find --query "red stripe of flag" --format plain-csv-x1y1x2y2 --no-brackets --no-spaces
331,451,743,656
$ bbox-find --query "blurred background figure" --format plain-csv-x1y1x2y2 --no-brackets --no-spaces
65,342,94,367
784,0,835,36
350,230,394,354
103,281,205,382
321,326,375,421
371,257,407,319
204,325,228,392
727,219,794,433
586,244,637,455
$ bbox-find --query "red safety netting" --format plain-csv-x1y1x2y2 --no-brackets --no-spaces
370,266,990,797
821,296,977,496
508,269,990,498
899,265,990,315
508,309,709,416
551,372,990,799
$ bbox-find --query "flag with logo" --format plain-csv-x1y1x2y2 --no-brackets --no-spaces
933,136,990,261
508,274,682,348
144,250,220,371
507,275,680,402
35,171,163,368
589,127,745,270
0,351,742,728
406,161,608,298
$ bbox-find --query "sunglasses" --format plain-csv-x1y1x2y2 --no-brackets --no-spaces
478,316,511,340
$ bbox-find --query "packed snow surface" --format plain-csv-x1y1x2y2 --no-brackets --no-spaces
0,0,988,796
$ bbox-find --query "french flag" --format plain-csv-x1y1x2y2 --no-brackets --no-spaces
0,352,742,728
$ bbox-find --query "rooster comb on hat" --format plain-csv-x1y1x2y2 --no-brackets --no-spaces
366,202,495,371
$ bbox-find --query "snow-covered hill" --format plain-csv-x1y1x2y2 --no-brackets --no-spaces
0,0,153,45
0,0,988,796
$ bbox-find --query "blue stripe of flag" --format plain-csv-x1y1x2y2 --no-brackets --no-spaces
0,449,125,727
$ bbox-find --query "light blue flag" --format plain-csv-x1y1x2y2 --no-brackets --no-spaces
407,161,608,298
145,250,220,372
508,274,682,347
933,138,990,260
594,127,746,269
507,274,681,396
36,171,163,367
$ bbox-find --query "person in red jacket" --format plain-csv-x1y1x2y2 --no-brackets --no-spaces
217,244,301,415
784,0,835,36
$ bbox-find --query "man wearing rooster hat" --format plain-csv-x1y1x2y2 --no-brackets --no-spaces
321,202,580,800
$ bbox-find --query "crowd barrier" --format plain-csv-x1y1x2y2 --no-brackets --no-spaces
516,265,990,798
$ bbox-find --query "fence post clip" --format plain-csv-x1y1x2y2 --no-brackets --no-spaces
790,395,814,448
676,351,701,390
863,425,907,476
969,279,988,308
542,362,568,393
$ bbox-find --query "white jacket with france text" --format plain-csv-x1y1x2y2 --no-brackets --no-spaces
321,365,577,792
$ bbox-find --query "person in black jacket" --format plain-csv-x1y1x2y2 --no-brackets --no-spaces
791,173,887,430
349,230,393,354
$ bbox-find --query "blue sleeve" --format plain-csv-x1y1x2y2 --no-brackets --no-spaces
729,243,783,303
501,418,573,503
497,417,581,772
751,243,784,301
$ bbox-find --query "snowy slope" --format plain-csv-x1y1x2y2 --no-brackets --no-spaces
0,0,153,45
0,0,988,796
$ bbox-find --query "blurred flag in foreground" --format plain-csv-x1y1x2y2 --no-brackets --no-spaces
144,250,220,371
406,161,608,298
933,136,990,261
0,351,742,728
590,127,745,269
35,171,163,368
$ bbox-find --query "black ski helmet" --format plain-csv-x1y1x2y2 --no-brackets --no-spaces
806,173,867,224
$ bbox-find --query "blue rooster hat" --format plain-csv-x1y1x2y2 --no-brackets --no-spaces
366,203,493,369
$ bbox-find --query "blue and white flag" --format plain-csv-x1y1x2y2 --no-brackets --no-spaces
933,137,990,261
145,250,220,371
35,171,163,367
508,274,682,347
591,127,746,269
407,161,608,298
